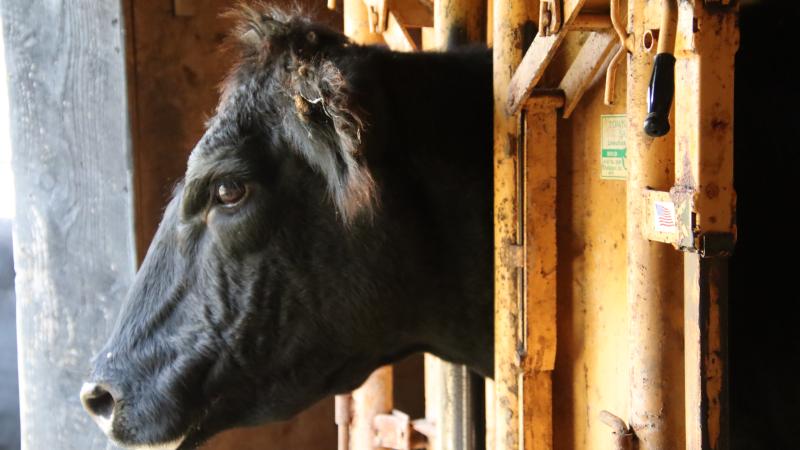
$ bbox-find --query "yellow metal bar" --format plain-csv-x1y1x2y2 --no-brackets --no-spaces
626,0,685,448
674,2,737,448
493,0,530,448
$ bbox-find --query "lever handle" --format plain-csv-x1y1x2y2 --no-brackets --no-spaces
643,52,676,137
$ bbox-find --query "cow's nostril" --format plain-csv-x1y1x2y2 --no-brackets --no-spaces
80,382,117,427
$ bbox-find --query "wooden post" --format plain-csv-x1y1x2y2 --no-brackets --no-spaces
492,0,530,449
0,1,136,449
626,0,685,448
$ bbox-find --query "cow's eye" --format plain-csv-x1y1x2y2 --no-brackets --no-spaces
215,180,246,206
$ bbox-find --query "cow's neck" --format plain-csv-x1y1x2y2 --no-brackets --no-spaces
360,49,494,378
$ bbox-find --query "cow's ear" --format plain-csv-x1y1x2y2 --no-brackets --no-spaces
288,58,376,223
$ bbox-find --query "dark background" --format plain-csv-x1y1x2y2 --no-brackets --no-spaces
731,1,800,448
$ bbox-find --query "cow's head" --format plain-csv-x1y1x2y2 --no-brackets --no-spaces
80,7,408,449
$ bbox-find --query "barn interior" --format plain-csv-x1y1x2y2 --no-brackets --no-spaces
0,1,798,450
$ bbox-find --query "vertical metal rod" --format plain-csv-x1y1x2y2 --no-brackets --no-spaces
626,0,685,448
493,0,530,448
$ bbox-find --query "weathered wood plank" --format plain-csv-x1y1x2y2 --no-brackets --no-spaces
506,0,587,115
0,1,135,449
559,31,617,118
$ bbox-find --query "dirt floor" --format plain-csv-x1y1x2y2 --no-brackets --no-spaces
0,219,19,450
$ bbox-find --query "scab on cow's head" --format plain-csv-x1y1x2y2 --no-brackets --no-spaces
80,6,394,449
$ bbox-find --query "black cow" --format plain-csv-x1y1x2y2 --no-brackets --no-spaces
80,5,493,449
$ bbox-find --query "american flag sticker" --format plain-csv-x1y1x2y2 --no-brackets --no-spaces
653,201,678,233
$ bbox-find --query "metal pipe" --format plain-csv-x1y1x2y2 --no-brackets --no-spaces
605,0,632,105
433,0,486,49
626,0,685,447
336,394,352,450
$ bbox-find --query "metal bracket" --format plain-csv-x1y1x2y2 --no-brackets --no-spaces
373,410,434,450
539,0,563,36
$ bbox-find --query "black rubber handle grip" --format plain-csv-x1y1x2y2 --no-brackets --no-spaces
643,53,676,137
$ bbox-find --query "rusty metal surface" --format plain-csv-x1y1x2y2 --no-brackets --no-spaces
674,2,737,448
493,0,531,448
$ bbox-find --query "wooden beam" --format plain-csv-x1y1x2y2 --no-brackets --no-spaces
506,0,587,115
382,12,418,52
559,30,618,118
0,1,136,449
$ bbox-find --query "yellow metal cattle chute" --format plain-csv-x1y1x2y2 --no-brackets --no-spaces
337,0,736,448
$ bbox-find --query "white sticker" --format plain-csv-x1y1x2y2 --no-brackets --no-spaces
601,114,627,180
653,201,677,233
